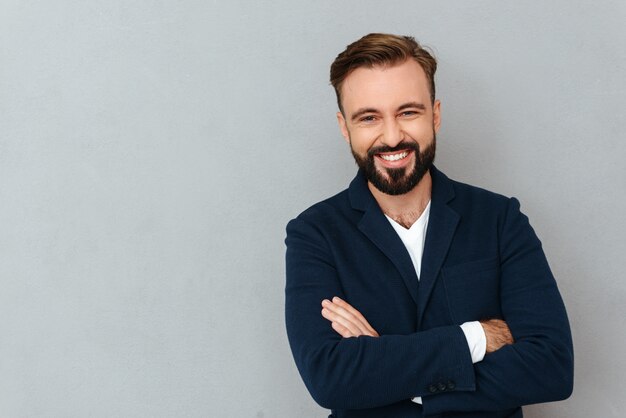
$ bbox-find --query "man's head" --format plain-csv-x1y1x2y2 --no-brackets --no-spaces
330,33,437,114
330,33,440,196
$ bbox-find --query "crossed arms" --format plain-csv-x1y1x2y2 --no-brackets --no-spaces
321,296,513,354
285,197,574,413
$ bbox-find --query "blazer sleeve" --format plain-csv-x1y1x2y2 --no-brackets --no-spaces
285,215,476,410
422,198,574,414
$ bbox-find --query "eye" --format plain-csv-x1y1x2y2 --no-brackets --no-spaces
360,115,377,123
400,110,418,117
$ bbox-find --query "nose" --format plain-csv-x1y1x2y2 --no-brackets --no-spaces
380,118,404,148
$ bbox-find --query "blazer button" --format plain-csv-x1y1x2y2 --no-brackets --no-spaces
428,384,438,393
447,380,456,390
437,382,447,392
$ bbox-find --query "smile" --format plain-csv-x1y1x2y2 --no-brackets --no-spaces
378,151,410,161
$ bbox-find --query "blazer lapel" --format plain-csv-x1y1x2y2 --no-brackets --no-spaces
349,172,419,305
416,167,459,327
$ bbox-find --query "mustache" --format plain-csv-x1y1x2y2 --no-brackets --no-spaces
367,141,419,158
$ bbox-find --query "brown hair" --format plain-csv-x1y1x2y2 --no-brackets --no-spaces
330,33,437,112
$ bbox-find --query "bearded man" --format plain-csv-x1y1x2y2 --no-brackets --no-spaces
285,33,573,418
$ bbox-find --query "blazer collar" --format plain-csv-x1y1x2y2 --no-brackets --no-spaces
348,166,460,327
417,167,460,327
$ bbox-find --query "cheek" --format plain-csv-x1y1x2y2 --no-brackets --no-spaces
405,129,435,148
349,131,376,152
406,122,433,136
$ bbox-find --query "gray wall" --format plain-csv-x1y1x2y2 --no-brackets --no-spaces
1,1,624,417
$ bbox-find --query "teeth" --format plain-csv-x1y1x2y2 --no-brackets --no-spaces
380,151,408,161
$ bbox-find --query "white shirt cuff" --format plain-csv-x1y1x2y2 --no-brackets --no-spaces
411,396,422,404
460,321,486,363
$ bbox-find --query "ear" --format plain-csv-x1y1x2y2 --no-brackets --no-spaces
432,99,442,133
336,111,350,144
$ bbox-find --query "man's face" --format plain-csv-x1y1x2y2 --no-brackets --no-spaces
336,59,441,195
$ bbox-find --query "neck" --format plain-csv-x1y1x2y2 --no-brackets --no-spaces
368,171,432,229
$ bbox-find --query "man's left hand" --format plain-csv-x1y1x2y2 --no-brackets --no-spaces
321,297,379,338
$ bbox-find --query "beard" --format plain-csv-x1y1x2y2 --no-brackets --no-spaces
351,134,436,196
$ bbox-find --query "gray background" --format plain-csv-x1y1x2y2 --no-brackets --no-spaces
1,1,624,417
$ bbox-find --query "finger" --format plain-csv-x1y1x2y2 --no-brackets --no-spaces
322,306,378,337
334,303,377,336
333,296,378,335
331,297,379,336
321,308,361,336
331,297,373,329
323,298,367,331
321,304,357,337
331,321,354,338
323,301,370,336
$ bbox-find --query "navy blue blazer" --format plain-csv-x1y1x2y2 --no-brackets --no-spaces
285,167,573,418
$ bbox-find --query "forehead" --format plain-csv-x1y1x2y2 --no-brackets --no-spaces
340,60,431,111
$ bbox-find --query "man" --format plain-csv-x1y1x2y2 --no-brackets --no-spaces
285,33,573,418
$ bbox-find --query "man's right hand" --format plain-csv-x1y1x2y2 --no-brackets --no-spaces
480,319,514,354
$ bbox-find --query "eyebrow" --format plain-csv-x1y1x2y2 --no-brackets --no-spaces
350,102,427,122
398,102,426,112
350,107,378,122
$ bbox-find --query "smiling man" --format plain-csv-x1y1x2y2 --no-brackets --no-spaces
285,33,573,418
